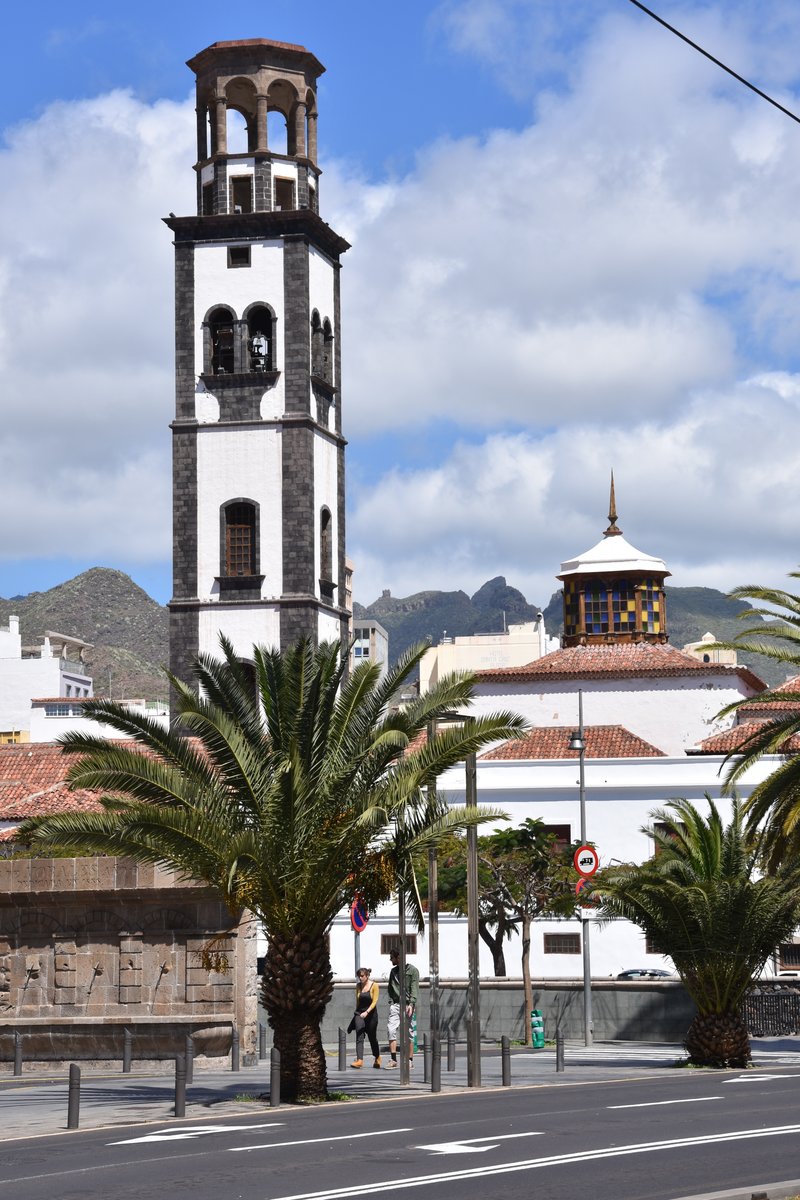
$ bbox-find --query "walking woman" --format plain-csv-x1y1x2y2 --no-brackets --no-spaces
349,967,381,1068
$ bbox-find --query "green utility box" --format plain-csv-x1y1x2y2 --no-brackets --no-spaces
531,1008,545,1048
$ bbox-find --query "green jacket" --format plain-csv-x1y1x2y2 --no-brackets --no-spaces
388,962,420,1008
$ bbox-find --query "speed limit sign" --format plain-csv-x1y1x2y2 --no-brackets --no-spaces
574,844,599,876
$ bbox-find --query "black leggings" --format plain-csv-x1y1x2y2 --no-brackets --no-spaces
356,1008,380,1059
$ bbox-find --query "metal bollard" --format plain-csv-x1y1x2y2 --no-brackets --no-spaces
185,1033,194,1084
231,1027,240,1072
447,1027,456,1072
501,1035,511,1086
270,1046,281,1108
67,1064,81,1129
422,1033,430,1083
174,1054,186,1117
259,1024,267,1061
338,1026,347,1071
556,1029,565,1073
13,1030,22,1077
431,1033,442,1094
122,1028,132,1074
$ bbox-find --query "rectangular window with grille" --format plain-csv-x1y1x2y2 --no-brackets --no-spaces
543,824,571,851
779,943,800,969
543,933,581,954
380,934,418,956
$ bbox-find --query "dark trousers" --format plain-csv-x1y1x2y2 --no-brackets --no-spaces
356,1008,380,1059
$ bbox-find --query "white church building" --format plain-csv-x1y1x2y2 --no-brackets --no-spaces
328,491,791,983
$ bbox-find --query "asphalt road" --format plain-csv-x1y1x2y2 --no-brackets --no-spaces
3,1065,800,1200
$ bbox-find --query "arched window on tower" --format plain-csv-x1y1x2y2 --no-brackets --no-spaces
246,304,275,372
322,318,334,385
226,107,250,155
209,307,235,375
311,310,323,377
224,501,257,577
320,507,334,601
267,108,289,156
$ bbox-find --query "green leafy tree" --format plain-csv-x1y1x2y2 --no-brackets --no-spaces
595,798,800,1067
712,574,800,869
475,820,578,1042
415,821,578,1005
17,637,523,1101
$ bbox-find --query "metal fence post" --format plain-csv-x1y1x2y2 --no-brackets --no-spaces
556,1028,565,1073
270,1046,281,1108
259,1024,267,1060
122,1028,132,1074
174,1054,186,1117
447,1027,456,1072
422,1032,430,1083
231,1027,240,1072
13,1030,22,1077
431,1033,441,1093
67,1064,81,1129
185,1033,194,1084
501,1035,511,1086
338,1027,347,1071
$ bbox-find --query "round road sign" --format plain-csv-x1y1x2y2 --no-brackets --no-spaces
350,898,369,933
574,845,599,876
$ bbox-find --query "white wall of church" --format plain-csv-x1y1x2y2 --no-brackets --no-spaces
308,246,335,327
198,605,280,660
195,426,283,600
468,676,749,755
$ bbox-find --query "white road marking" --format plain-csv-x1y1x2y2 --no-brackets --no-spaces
726,1073,800,1083
266,1122,800,1199
229,1127,413,1153
607,1097,724,1109
110,1122,283,1144
416,1132,544,1155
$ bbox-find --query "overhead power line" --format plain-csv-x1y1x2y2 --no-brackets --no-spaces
627,0,800,126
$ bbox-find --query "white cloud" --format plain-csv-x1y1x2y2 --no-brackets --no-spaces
0,90,194,562
348,371,800,606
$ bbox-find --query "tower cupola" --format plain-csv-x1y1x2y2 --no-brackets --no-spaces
187,38,324,217
558,477,671,646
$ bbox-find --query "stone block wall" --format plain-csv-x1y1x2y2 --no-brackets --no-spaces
0,857,258,1067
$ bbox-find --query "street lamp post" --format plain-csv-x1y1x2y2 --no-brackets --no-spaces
427,721,440,1044
569,689,593,1048
464,739,481,1087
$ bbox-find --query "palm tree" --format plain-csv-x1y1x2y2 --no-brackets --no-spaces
595,798,800,1067
713,575,800,868
17,636,524,1101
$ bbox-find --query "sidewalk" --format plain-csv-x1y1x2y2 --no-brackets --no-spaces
2,1039,800,1140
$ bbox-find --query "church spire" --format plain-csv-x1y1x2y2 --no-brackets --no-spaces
603,471,623,537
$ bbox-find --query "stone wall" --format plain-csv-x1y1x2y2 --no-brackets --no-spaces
316,978,696,1046
0,857,258,1066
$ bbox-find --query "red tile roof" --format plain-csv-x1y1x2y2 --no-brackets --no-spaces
482,725,666,760
0,743,103,820
735,675,800,717
476,642,765,691
690,722,800,755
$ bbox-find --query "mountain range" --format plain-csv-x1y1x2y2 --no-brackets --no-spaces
0,568,787,699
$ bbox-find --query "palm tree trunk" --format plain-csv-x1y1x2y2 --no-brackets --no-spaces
261,930,334,1101
685,1010,751,1068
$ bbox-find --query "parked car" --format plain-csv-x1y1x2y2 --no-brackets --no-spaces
616,968,675,980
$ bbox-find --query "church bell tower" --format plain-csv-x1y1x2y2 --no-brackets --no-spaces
165,39,350,685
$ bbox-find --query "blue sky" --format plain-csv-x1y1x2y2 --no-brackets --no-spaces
3,1,800,613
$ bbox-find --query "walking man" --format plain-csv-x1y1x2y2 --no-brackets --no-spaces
385,947,420,1068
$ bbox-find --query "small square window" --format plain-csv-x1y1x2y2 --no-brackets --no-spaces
227,246,251,269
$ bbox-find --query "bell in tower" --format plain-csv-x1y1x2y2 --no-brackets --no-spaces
165,39,350,686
